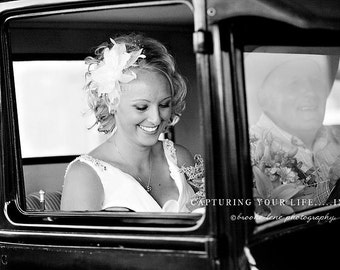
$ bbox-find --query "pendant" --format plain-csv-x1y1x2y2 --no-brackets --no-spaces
146,185,152,193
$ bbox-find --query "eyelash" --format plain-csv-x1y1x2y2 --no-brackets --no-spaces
135,103,170,111
160,103,171,108
135,106,147,111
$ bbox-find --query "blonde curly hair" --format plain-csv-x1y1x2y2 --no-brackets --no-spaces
84,33,187,134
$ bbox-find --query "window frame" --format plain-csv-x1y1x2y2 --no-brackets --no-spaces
217,16,340,238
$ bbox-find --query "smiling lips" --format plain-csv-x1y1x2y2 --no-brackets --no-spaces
298,105,318,111
138,124,158,133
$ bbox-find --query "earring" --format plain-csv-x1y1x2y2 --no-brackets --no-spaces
170,115,180,126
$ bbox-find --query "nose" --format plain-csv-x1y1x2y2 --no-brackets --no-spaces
297,78,319,98
147,106,161,125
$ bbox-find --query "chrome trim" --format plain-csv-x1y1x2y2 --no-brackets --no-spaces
4,201,206,233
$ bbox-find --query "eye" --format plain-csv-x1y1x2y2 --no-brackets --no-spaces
159,102,171,108
135,105,148,111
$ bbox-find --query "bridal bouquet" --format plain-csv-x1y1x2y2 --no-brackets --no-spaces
250,133,318,217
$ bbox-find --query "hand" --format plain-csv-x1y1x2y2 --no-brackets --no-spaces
288,186,316,212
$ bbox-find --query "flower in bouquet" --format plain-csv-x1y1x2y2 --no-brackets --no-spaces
250,133,318,217
180,154,205,209
329,157,340,189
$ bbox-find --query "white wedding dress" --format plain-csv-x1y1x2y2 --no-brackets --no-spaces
65,139,195,212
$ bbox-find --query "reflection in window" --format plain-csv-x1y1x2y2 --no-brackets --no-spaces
244,48,340,222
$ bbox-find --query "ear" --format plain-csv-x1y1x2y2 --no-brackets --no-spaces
169,114,180,126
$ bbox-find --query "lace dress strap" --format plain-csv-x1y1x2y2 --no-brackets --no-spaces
64,154,107,178
163,139,178,165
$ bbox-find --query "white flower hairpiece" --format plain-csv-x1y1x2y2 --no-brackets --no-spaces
89,38,145,111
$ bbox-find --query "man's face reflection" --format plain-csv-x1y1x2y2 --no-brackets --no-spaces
260,59,329,135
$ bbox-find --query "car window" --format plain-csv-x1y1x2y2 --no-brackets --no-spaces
244,46,340,223
5,2,206,228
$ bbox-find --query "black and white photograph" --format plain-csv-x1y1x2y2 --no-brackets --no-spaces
0,0,340,269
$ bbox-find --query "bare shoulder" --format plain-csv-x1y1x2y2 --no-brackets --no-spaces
61,160,104,211
173,143,195,168
64,160,101,184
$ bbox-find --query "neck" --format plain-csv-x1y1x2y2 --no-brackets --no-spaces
290,130,318,150
264,113,321,150
109,133,152,170
109,133,153,193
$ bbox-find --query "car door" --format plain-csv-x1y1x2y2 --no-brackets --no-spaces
204,0,340,269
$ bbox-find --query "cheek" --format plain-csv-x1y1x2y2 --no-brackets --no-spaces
265,96,295,121
116,107,140,126
317,90,329,102
274,87,299,110
281,96,296,109
265,93,285,110
160,108,172,120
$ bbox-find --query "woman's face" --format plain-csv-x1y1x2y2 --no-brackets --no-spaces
261,59,329,135
115,70,172,146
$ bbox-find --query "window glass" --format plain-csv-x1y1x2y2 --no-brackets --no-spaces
14,60,107,158
244,47,340,223
8,3,205,221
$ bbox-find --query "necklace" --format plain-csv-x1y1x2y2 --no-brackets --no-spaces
112,139,153,193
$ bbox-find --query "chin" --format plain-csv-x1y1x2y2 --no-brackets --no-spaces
304,124,323,131
294,121,323,132
140,133,161,146
302,116,324,127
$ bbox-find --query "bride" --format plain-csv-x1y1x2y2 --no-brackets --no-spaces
60,34,203,212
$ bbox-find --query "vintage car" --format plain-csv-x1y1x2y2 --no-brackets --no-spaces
0,0,340,269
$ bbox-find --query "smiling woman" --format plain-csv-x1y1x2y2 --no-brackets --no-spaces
114,70,172,144
60,34,204,212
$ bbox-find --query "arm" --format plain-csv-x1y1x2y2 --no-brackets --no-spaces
174,143,195,168
175,143,205,189
60,161,104,211
175,144,206,212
